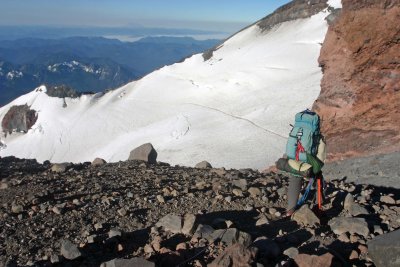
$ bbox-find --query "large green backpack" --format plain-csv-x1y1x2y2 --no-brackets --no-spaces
286,109,321,163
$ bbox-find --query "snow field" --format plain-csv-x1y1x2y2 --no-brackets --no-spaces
0,8,333,169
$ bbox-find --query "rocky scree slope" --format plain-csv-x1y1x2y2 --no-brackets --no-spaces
313,0,400,161
1,156,399,266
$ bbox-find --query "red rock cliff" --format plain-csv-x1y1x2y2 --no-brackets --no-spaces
313,0,400,161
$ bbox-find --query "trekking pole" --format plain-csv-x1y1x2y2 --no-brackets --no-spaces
317,177,322,211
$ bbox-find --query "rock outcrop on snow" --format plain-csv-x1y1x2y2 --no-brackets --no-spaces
1,156,399,266
257,0,328,31
1,104,37,134
45,84,80,98
313,0,400,161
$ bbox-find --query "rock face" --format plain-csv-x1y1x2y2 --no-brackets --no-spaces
313,0,400,161
1,104,37,134
368,229,400,267
128,143,157,164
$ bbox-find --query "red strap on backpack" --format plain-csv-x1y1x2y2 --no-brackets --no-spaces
295,140,305,161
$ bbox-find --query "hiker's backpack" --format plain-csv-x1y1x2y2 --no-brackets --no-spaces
286,109,321,163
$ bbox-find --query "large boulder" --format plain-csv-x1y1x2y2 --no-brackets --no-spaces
368,229,400,267
128,143,157,164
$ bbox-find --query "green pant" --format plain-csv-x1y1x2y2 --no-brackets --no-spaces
287,175,302,212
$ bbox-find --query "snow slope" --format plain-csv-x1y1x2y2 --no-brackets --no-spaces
0,5,338,169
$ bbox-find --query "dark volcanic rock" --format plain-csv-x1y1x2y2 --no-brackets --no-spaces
128,143,158,164
253,237,281,259
46,84,79,98
368,229,400,267
257,0,329,31
1,104,37,134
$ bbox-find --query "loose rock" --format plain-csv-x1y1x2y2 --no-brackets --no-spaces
100,258,155,267
195,161,212,169
294,253,334,267
380,195,396,205
182,214,197,235
208,243,258,267
128,143,157,164
60,240,81,260
248,187,262,198
328,217,369,237
156,214,182,234
51,163,71,173
92,158,107,166
292,205,320,227
344,193,369,216
368,229,400,267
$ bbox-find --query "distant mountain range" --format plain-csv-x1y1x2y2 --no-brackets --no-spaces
0,25,225,41
0,36,220,105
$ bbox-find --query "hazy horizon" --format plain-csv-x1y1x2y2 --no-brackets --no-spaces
0,0,291,33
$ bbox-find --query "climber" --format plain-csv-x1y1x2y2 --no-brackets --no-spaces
275,109,326,217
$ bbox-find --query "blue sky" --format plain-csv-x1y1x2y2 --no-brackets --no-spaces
0,0,291,32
